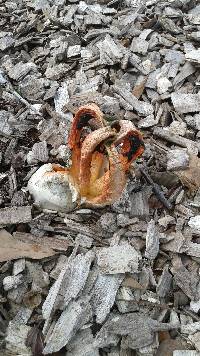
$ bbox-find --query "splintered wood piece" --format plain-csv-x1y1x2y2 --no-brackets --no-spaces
0,229,56,262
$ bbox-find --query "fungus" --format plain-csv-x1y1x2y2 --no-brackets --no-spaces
28,104,144,212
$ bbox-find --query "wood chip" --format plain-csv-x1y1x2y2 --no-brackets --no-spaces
0,229,56,262
0,206,32,226
97,243,141,274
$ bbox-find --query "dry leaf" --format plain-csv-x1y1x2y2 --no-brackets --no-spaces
0,229,56,262
176,155,200,192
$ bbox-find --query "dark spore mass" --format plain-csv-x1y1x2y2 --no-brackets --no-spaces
126,135,144,161
77,113,92,129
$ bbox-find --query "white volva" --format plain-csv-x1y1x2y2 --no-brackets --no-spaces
28,164,79,212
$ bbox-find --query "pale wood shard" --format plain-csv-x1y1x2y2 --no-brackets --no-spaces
5,322,32,355
97,244,141,274
42,251,94,322
0,206,32,226
91,273,124,324
43,299,92,354
156,266,172,298
145,220,160,260
66,328,100,356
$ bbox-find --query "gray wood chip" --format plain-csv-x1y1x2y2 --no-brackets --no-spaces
27,141,49,164
66,328,99,356
171,92,200,114
0,110,13,136
188,332,200,352
42,251,94,321
43,298,92,354
130,187,151,217
171,263,199,301
97,313,179,350
181,321,200,335
97,35,124,65
113,85,154,116
145,220,159,260
156,266,172,298
167,149,189,171
91,273,124,324
185,49,200,64
5,322,31,355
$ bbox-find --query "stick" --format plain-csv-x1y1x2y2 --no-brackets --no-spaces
140,167,173,210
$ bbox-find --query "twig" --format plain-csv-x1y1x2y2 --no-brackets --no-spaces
140,167,173,210
7,86,42,116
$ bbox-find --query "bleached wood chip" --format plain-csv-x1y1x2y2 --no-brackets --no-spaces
0,110,13,136
97,243,140,274
42,251,94,321
157,77,172,94
153,127,200,154
12,306,33,324
131,37,149,55
66,328,99,356
26,261,49,293
0,206,32,226
3,274,23,291
186,240,200,257
54,82,70,120
50,255,68,280
91,273,124,324
188,216,200,232
13,259,26,276
167,149,189,171
173,62,196,87
171,92,200,114
0,32,15,51
181,321,200,335
158,215,175,228
185,49,200,64
188,332,200,352
162,232,186,254
190,298,200,313
5,322,32,355
94,315,120,348
43,298,92,354
145,220,159,260
116,287,138,314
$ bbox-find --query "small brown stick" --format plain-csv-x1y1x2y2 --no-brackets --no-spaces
140,167,173,210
